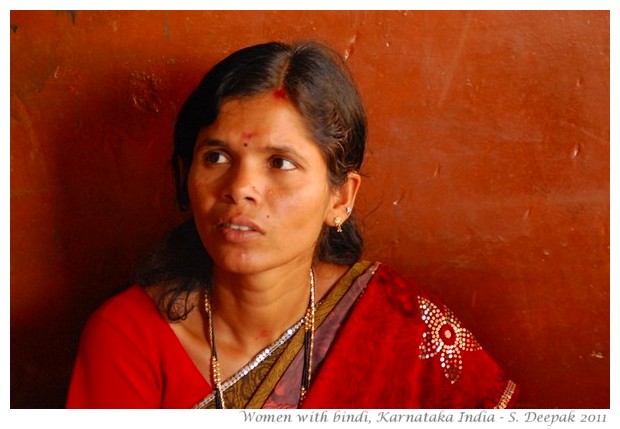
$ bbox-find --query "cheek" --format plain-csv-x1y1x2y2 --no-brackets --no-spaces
187,169,200,204
187,169,215,209
269,184,331,226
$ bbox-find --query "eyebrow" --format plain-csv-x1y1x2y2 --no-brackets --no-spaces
195,138,228,149
258,144,308,163
193,138,229,156
195,138,309,163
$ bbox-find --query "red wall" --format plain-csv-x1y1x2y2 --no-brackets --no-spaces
10,10,609,408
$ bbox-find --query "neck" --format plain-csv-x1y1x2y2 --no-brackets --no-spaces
205,264,318,409
210,264,312,350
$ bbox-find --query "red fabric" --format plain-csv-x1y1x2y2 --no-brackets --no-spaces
302,264,518,409
66,285,212,408
66,263,518,408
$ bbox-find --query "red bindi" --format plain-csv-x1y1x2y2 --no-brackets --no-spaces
273,88,287,99
242,131,255,147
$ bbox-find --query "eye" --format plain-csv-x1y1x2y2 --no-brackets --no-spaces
203,151,230,165
269,157,297,170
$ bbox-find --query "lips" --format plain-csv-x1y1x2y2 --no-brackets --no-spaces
217,216,265,235
223,223,254,232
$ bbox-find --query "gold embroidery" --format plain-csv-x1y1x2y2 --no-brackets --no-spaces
494,380,517,409
417,296,482,384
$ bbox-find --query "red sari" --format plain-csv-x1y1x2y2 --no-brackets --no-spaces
67,261,518,409
300,261,517,408
193,261,518,409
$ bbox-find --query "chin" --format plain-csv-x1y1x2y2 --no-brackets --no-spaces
210,253,265,275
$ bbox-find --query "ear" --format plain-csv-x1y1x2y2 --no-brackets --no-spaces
326,172,362,226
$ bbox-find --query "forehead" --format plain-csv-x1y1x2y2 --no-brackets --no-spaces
217,93,296,118
207,93,314,141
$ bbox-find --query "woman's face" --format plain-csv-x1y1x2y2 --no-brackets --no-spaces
188,92,337,275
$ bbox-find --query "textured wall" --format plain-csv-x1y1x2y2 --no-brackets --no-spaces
10,10,609,408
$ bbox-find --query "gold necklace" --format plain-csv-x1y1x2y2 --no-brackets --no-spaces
204,270,316,409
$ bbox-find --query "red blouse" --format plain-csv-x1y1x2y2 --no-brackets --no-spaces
66,285,211,408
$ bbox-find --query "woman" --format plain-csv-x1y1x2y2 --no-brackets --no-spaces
66,41,518,409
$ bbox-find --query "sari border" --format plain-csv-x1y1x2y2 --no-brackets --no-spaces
193,317,304,409
494,380,518,409
245,260,377,408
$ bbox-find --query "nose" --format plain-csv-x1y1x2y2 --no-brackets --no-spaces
221,162,261,205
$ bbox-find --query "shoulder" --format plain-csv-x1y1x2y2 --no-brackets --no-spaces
91,284,159,322
366,262,485,371
364,262,426,316
81,284,167,346
367,262,456,316
68,285,185,408
363,263,519,406
368,262,477,338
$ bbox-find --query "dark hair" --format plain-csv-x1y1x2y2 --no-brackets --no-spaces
138,41,367,320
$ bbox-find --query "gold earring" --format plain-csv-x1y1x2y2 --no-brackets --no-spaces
334,217,343,233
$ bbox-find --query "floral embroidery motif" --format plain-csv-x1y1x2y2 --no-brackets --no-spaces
417,296,482,384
